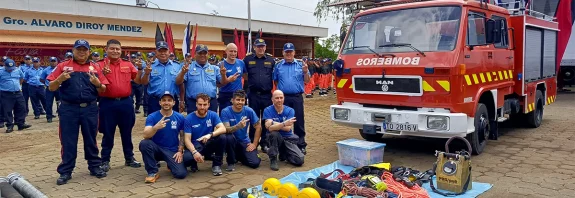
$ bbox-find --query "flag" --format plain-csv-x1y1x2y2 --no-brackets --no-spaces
259,28,263,38
190,23,199,55
163,23,175,53
182,22,192,55
239,31,246,59
234,28,239,45
155,24,164,44
556,0,575,75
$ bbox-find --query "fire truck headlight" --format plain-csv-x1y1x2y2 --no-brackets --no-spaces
334,108,350,120
427,116,449,130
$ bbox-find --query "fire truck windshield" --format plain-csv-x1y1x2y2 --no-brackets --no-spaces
342,6,462,55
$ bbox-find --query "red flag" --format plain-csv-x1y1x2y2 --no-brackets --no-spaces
163,23,175,53
191,24,199,55
259,28,263,38
239,31,246,59
556,0,575,71
234,28,239,46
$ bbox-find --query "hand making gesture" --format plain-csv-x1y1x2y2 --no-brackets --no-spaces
236,116,250,129
153,116,170,131
197,133,212,144
102,59,111,75
57,69,72,83
134,59,143,70
144,61,152,74
302,61,308,74
283,117,297,127
87,70,102,87
219,61,227,75
180,60,190,74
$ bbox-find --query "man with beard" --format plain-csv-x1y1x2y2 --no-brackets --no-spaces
264,90,304,171
183,93,227,176
40,57,61,123
139,91,188,183
218,43,246,113
98,39,142,172
221,90,261,171
47,39,109,185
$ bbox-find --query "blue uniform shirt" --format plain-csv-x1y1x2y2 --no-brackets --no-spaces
145,111,186,152
183,62,222,99
243,53,275,92
263,105,295,137
0,67,24,91
184,111,222,144
220,106,259,144
20,64,33,74
40,66,57,86
219,60,246,93
273,60,309,94
145,60,181,97
24,67,45,86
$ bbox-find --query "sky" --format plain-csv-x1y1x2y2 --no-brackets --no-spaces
93,0,342,38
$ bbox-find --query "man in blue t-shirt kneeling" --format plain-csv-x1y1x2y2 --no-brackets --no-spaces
221,90,261,171
184,93,227,176
264,90,305,171
139,91,188,183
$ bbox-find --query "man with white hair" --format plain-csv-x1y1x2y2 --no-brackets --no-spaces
217,43,246,113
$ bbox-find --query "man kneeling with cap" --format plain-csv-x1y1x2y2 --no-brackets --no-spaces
183,93,227,176
139,91,188,183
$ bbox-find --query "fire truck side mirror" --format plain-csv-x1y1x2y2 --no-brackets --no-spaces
485,19,502,44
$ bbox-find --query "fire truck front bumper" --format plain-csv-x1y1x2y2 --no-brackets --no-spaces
330,103,475,138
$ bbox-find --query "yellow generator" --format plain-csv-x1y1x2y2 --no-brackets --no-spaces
431,136,472,196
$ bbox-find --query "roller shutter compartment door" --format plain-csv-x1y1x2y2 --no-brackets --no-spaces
525,28,542,81
542,30,557,78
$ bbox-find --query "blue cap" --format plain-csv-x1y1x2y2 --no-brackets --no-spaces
169,52,175,57
92,52,100,57
131,54,137,58
65,52,73,58
136,52,142,56
254,38,266,46
103,53,108,58
161,91,175,99
185,53,191,57
208,56,216,61
24,55,32,60
147,52,155,57
283,43,295,51
4,59,15,67
32,57,40,62
49,57,57,62
195,44,208,53
1,56,8,62
73,39,90,49
156,41,169,50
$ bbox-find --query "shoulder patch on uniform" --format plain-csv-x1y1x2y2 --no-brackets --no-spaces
264,62,272,65
246,52,253,56
248,61,256,65
265,53,273,57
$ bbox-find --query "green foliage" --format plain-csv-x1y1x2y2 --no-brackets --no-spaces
90,47,105,57
314,34,340,59
313,0,354,24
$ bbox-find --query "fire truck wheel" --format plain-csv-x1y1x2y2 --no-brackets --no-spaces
526,90,544,128
359,129,381,142
466,103,489,155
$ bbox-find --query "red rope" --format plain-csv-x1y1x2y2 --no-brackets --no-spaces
342,182,388,198
381,172,430,198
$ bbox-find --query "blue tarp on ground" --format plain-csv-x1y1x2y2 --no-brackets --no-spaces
225,161,492,198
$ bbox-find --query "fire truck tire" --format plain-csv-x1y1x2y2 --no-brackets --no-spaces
359,129,381,141
526,90,544,128
466,103,489,155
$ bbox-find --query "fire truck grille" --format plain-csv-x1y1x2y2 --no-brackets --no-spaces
353,76,422,95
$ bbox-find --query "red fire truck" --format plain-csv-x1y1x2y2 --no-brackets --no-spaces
330,0,568,154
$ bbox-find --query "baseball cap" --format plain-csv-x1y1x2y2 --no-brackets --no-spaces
136,52,142,56
147,52,155,57
169,52,175,57
254,38,266,46
32,57,40,62
92,52,100,57
130,54,137,58
195,44,208,53
73,39,90,49
49,57,58,62
156,41,169,50
1,56,8,62
65,52,73,58
4,59,15,67
185,53,191,57
161,91,175,100
103,53,108,58
24,55,32,60
208,56,216,61
283,43,295,51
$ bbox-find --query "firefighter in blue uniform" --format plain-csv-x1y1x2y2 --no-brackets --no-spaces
91,52,101,63
21,55,33,115
242,38,275,153
0,59,31,133
131,53,145,114
0,56,7,128
136,41,184,114
273,43,310,154
142,52,155,117
26,57,47,119
65,52,73,61
40,57,60,123
47,39,109,185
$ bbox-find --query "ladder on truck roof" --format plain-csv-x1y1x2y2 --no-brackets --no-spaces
496,0,557,21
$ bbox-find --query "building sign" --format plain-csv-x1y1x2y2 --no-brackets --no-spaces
3,17,143,33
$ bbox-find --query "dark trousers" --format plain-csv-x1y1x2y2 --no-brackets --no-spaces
1,91,26,127
29,85,46,116
139,139,188,179
143,85,149,113
131,83,144,110
185,97,218,114
148,95,180,114
0,92,3,123
45,88,60,119
22,83,29,115
223,134,260,168
217,92,234,114
284,94,307,149
99,97,136,162
267,132,304,166
57,102,102,175
186,135,225,168
248,92,272,147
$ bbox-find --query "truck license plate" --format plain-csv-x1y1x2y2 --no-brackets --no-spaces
383,122,418,132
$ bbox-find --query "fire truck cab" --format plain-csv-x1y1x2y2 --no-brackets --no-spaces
330,0,561,154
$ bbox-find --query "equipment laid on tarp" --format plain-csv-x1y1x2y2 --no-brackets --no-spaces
223,161,492,198
430,136,473,196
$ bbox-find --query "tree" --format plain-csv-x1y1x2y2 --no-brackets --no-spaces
313,0,354,24
315,34,340,59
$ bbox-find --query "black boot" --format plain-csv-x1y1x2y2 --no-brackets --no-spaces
270,157,279,171
89,167,107,178
101,161,110,172
56,174,72,185
18,124,31,131
6,126,14,133
125,158,142,168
